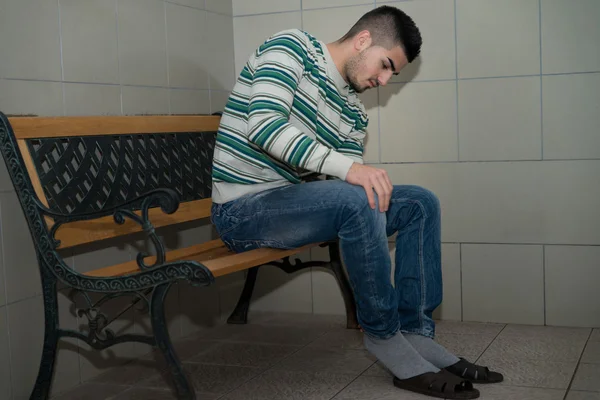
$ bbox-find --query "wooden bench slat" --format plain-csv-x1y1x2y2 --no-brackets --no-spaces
55,198,212,249
82,240,320,278
10,115,221,139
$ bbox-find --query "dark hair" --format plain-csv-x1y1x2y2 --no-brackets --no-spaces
339,5,422,62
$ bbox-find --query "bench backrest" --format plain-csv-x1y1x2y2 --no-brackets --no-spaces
1,113,220,250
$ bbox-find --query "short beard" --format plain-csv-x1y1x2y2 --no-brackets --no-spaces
343,51,368,93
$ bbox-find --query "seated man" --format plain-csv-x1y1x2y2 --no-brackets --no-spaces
210,5,502,399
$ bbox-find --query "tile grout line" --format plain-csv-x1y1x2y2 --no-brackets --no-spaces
115,0,124,116
539,0,544,160
454,0,460,162
164,0,172,114
543,245,547,326
0,200,14,399
58,0,66,116
459,242,464,321
562,329,594,400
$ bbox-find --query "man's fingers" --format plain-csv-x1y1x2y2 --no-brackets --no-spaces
371,179,389,213
364,184,376,209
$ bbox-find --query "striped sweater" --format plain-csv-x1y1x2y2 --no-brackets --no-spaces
211,29,369,204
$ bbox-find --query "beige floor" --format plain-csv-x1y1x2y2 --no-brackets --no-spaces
52,312,600,400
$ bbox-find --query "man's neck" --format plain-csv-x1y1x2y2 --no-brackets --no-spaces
326,42,349,83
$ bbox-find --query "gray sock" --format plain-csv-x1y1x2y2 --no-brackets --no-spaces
363,330,439,379
404,334,460,369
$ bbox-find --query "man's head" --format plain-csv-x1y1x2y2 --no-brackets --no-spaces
333,6,422,93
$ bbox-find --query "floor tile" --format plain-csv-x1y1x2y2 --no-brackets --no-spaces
89,360,166,386
139,363,262,395
110,387,220,400
274,346,375,375
307,329,365,350
188,342,301,368
434,320,505,336
435,333,495,360
572,364,600,392
220,369,356,400
52,383,130,399
567,391,600,400
476,385,565,399
362,361,391,378
482,335,587,362
499,324,591,341
582,342,600,364
477,354,577,389
197,323,329,346
249,312,347,329
331,375,431,400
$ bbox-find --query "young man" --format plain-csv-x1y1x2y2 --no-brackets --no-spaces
210,5,502,399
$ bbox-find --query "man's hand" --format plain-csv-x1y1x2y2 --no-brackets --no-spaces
345,163,393,212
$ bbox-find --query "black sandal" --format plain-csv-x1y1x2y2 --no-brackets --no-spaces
393,369,480,399
445,357,504,384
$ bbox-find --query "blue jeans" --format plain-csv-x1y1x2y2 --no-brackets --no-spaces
210,180,442,339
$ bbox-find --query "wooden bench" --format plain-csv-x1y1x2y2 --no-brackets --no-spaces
0,111,359,400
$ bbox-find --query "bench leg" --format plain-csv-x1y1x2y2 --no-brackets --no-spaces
227,266,259,325
151,283,195,400
30,269,60,400
327,242,359,330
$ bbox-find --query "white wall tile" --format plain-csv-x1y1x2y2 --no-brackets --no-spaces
170,88,210,114
8,296,44,399
233,12,302,77
379,81,458,162
210,91,231,115
250,251,313,313
166,3,209,89
435,243,462,321
456,0,540,78
303,4,373,44
50,290,82,397
233,0,300,16
0,80,63,117
64,83,122,116
382,0,456,83
538,160,600,246
458,76,542,161
206,12,236,91
60,0,120,84
542,73,600,160
303,0,371,9
0,229,4,308
206,0,233,15
0,307,10,400
167,0,204,9
0,0,62,81
541,0,600,74
378,163,461,243
118,0,168,87
461,244,544,325
0,192,41,304
455,160,600,245
122,86,169,115
357,89,379,163
545,246,600,327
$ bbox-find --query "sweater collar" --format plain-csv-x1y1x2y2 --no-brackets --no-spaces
321,41,350,93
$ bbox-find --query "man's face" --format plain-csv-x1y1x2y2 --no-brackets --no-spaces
344,44,408,93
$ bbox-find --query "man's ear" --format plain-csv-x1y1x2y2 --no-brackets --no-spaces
353,30,372,51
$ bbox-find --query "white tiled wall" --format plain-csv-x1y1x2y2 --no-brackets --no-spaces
0,0,235,398
231,0,600,328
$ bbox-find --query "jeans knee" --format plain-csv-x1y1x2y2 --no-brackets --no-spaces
408,186,440,220
340,184,386,228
